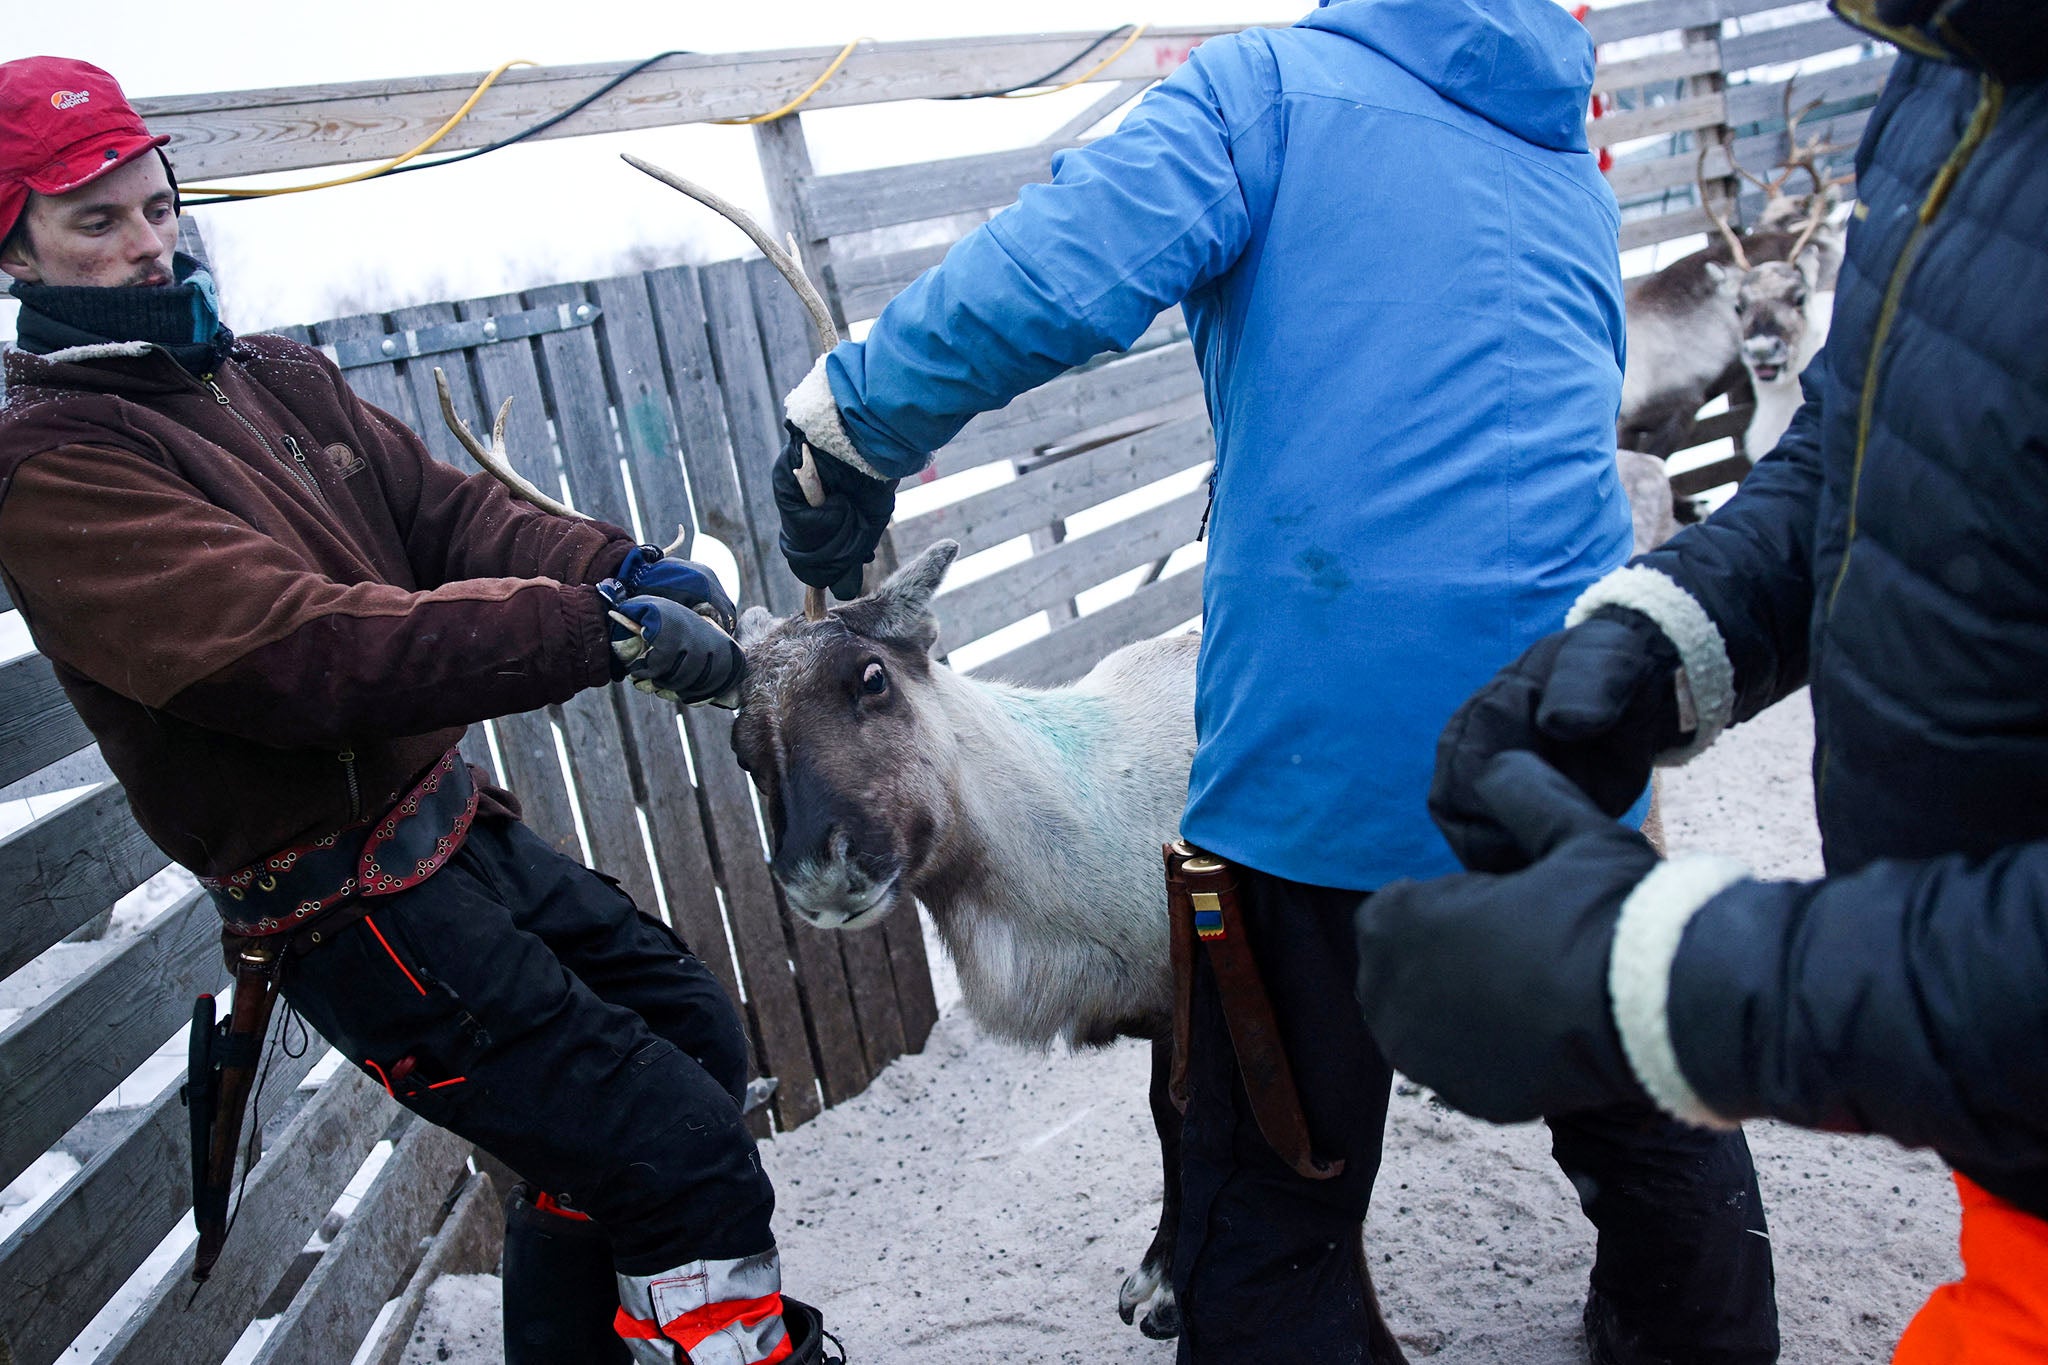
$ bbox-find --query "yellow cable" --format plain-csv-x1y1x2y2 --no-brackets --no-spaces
1000,24,1149,98
182,58,538,198
714,38,865,125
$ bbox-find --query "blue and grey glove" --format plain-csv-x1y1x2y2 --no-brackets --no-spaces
599,587,744,708
612,545,738,634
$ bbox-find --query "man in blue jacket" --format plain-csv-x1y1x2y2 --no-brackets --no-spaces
777,1,1776,1359
1355,0,2047,1359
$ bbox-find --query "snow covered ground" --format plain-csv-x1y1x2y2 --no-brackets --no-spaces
389,690,1960,1365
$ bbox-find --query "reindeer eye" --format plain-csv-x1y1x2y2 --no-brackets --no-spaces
1733,298,1747,314
860,661,888,696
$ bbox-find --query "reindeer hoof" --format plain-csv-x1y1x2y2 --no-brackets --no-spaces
1119,1262,1178,1337
1140,1289,1181,1340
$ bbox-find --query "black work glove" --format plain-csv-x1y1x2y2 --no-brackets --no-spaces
612,545,737,634
1357,750,1662,1124
1431,606,1686,873
773,423,898,601
603,594,744,707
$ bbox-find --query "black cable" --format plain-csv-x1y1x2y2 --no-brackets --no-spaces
934,25,1135,100
181,49,698,206
183,27,1136,207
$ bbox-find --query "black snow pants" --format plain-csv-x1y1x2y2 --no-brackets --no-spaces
280,815,774,1275
1171,867,1778,1364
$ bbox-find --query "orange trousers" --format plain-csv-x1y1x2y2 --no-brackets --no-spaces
1893,1175,2048,1363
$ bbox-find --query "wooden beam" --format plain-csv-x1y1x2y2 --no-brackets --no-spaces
0,781,167,981
0,1037,325,1365
140,30,1245,183
0,653,94,791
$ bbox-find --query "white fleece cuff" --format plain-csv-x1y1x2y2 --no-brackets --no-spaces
39,340,157,364
784,352,890,482
1608,853,1750,1129
1567,565,1736,764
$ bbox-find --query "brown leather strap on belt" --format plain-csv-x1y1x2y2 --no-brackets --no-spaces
1164,839,1344,1182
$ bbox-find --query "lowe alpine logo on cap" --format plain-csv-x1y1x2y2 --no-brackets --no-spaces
50,89,91,110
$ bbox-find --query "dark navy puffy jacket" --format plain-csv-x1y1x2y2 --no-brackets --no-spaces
1640,0,2048,1215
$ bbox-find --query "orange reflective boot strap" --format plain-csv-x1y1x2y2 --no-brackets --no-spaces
1893,1174,2048,1364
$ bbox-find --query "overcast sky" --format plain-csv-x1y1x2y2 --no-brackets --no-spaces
5,0,1313,334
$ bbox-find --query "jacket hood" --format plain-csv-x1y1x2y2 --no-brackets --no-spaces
1837,0,2048,83
1302,0,1595,151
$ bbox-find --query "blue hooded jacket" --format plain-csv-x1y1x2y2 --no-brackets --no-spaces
823,0,1630,889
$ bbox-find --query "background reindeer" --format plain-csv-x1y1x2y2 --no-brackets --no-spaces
1617,86,1846,468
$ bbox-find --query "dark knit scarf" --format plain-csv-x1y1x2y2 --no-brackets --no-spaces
10,252,235,373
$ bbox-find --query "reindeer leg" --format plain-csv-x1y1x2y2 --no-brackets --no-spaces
1119,1035,1183,1339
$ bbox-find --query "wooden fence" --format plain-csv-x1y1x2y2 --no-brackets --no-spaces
0,2,1895,1358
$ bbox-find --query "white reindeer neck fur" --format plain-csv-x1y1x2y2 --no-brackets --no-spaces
913,638,1197,1049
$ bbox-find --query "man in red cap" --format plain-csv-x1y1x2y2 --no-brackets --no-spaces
0,57,836,1365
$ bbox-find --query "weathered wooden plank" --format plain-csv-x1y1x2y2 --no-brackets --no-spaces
0,652,94,791
1594,42,1723,94
936,342,1204,477
754,117,846,334
939,488,1209,646
613,689,745,1005
880,909,940,1055
645,266,763,606
802,143,1066,239
969,568,1205,689
835,924,907,1079
1721,13,1873,71
1583,0,1804,47
386,301,476,470
0,578,13,613
699,261,800,617
312,313,413,424
527,280,666,915
251,1116,472,1365
1589,91,1726,150
1620,204,1722,253
1673,451,1755,497
0,781,167,981
139,30,1241,182
894,411,1214,562
1725,56,1894,130
830,241,956,323
356,1169,503,1365
591,273,696,546
1046,78,1154,145
678,705,823,1129
98,1066,397,1365
453,292,584,859
0,889,219,1194
0,1033,324,1365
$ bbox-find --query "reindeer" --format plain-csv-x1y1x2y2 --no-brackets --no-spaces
1618,83,1847,465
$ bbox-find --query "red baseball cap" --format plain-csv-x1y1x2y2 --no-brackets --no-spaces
0,57,170,241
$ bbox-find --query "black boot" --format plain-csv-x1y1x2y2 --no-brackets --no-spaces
502,1183,632,1365
781,1297,846,1364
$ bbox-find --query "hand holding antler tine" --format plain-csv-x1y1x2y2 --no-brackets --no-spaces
621,151,840,620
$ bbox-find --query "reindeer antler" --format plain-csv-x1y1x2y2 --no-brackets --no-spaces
1696,142,1752,272
434,366,690,558
622,152,842,622
435,367,581,519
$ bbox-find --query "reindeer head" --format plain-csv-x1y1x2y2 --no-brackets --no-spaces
1709,250,1823,385
729,541,964,930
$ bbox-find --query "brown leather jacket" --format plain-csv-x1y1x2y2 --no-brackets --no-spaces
0,334,634,876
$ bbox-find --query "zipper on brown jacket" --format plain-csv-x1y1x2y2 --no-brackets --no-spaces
204,376,331,511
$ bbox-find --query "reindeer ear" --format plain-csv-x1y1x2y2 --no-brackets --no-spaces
737,605,779,648
1703,261,1729,289
838,539,958,650
1794,246,1823,287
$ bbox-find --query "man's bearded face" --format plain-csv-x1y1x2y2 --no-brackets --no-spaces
2,151,179,290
